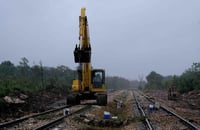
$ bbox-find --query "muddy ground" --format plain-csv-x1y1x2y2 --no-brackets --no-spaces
1,88,200,129
144,89,200,110
144,89,200,127
0,87,68,122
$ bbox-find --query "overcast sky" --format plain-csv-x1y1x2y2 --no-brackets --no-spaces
0,0,200,80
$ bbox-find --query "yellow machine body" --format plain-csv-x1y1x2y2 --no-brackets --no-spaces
67,8,107,105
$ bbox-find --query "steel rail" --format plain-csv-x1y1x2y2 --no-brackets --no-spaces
33,105,91,130
33,116,65,130
0,105,71,128
139,91,200,130
161,105,200,130
133,91,154,130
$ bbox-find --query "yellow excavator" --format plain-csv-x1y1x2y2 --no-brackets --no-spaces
67,8,107,105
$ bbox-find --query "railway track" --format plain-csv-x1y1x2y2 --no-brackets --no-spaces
0,105,70,129
132,91,153,130
135,90,200,130
0,90,120,130
1,90,199,129
0,104,91,130
33,105,91,130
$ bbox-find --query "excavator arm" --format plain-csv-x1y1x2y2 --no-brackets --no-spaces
74,8,91,63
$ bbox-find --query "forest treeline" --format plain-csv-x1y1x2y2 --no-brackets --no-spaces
106,76,145,90
0,58,75,97
145,62,200,93
0,58,140,97
1,57,198,97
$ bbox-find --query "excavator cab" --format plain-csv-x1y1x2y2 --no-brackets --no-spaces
92,69,105,88
168,85,177,100
68,69,107,105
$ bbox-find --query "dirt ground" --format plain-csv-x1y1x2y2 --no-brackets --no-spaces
144,89,200,127
0,87,68,123
144,89,200,110
2,89,199,129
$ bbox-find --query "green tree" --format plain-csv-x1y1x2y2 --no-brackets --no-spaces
146,71,164,89
172,62,200,93
106,76,134,89
18,57,30,78
0,61,15,76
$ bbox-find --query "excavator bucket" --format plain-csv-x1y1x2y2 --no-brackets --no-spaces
74,45,91,63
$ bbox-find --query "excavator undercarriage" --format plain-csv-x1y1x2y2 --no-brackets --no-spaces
67,93,107,106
